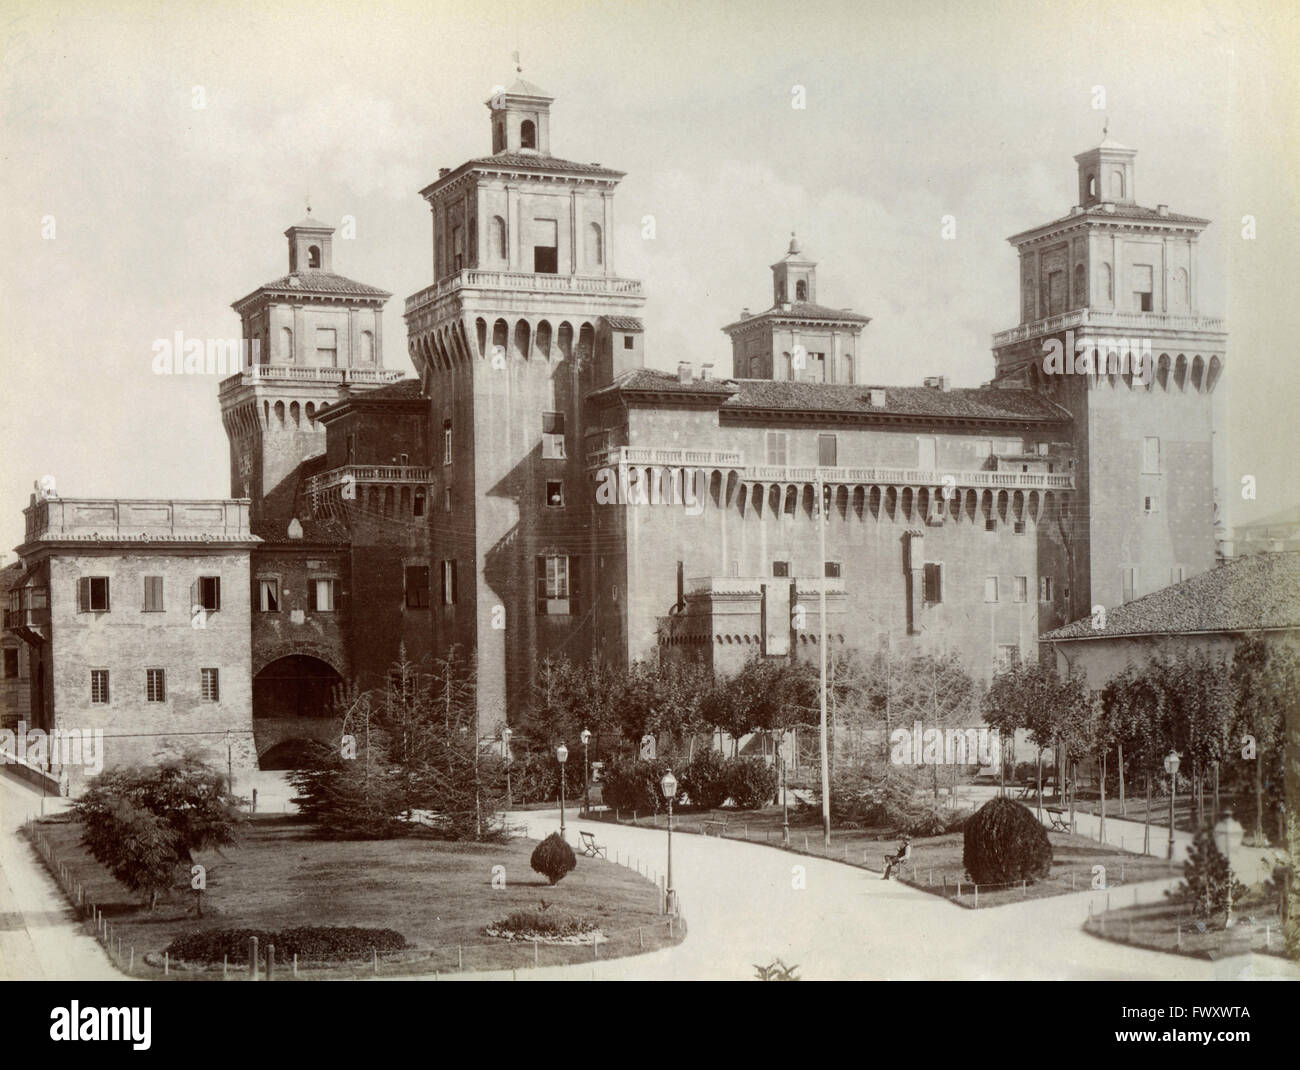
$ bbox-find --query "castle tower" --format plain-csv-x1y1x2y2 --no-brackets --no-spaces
403,74,646,733
220,213,396,535
721,233,870,382
991,134,1227,625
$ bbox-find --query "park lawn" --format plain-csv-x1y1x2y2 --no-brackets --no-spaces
589,802,1176,907
32,814,681,978
1084,890,1290,960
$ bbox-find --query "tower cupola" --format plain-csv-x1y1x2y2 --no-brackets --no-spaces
771,231,817,305
1074,127,1137,207
487,75,554,155
285,211,335,273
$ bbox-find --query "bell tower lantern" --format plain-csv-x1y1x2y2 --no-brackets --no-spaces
771,232,817,304
1074,130,1137,207
488,77,553,155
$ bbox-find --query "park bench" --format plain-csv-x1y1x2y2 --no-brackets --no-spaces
703,819,729,837
1043,807,1072,833
579,830,607,858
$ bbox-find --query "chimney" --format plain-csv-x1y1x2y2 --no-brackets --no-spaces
1157,204,1169,217
868,388,886,407
677,361,692,384
438,167,450,178
740,308,750,319
700,363,714,380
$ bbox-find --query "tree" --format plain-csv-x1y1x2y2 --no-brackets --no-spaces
74,756,243,910
1172,825,1248,922
1231,636,1295,845
530,832,577,885
962,797,1052,885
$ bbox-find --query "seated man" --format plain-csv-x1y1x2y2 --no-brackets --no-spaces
882,837,911,880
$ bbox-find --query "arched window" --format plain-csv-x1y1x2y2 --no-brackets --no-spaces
777,281,787,303
1087,173,1096,198
1111,170,1125,199
749,356,761,378
842,354,854,383
280,326,294,362
586,222,603,267
360,330,375,364
492,216,507,260
1073,263,1086,307
1101,263,1113,304
520,120,536,149
783,351,793,379
307,245,321,269
795,280,807,301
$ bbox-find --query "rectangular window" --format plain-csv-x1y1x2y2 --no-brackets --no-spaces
1121,566,1137,604
772,560,790,578
1144,495,1156,515
623,335,635,350
817,433,838,467
3,648,18,678
1132,264,1154,313
78,576,110,613
200,668,220,702
923,562,943,604
90,669,110,704
413,491,425,517
142,576,164,612
996,644,1019,671
197,576,221,613
309,579,340,612
1014,576,1028,603
146,668,166,703
984,576,999,603
1142,436,1160,474
807,352,826,382
405,566,430,609
536,555,572,615
542,412,566,459
315,328,338,367
546,480,564,508
985,517,997,532
531,217,559,274
259,579,280,612
824,561,842,579
765,431,788,466
973,440,992,460
1013,520,1027,534
443,419,452,465
442,560,458,605
1040,576,1053,602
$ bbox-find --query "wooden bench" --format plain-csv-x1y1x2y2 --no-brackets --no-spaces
1043,808,1072,833
703,819,729,837
579,830,607,858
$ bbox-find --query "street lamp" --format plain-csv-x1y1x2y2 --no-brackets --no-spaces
779,732,790,846
580,727,592,816
224,730,233,792
660,768,677,914
1164,750,1181,862
556,742,569,839
502,727,513,809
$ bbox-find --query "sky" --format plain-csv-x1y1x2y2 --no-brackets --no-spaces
2,0,1298,556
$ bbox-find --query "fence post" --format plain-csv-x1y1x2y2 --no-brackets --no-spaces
249,936,258,980
164,951,169,975
267,944,276,981
223,955,227,979
129,948,134,971
1176,922,1182,948
293,953,298,978
1071,872,1076,891
534,938,539,966
373,949,378,974
638,928,643,950
974,884,978,907
957,880,962,898
1021,879,1026,898
458,945,463,971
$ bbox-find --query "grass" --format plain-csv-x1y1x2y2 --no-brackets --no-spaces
28,814,683,979
586,800,1178,908
1084,889,1291,960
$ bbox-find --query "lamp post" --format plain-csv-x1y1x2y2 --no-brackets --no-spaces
580,728,591,816
502,727,513,809
224,730,233,792
660,768,677,914
556,742,569,839
1164,750,1181,862
779,731,790,846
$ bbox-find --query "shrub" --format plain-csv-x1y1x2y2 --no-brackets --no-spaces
962,797,1052,885
165,926,405,964
900,800,950,838
530,832,577,885
600,756,671,813
681,749,729,810
485,909,597,940
726,757,777,810
1171,826,1250,921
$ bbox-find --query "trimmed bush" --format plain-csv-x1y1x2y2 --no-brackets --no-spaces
530,832,577,885
600,757,671,813
962,797,1052,885
165,926,405,964
726,757,777,810
681,749,729,810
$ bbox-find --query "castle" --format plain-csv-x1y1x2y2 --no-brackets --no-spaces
2,78,1226,790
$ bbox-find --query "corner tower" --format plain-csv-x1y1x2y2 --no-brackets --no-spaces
991,134,1227,625
403,74,646,734
219,213,397,535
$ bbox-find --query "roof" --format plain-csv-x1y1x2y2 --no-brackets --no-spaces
234,270,391,308
591,369,1071,422
603,316,643,331
723,301,872,330
1042,552,1300,641
502,77,551,99
464,152,622,177
285,216,333,232
316,377,426,422
1010,202,1209,244
1235,503,1300,534
254,456,351,545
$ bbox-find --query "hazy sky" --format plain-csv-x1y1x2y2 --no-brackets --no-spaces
3,0,1297,556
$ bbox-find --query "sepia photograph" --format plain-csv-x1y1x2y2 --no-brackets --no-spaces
1,0,1297,1033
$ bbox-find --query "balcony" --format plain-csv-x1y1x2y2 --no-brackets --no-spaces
6,588,49,640
218,364,406,396
406,270,644,316
586,445,745,470
992,308,1227,348
306,465,435,498
22,499,255,544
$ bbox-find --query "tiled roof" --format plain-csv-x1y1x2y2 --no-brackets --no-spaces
462,153,624,177
603,316,644,331
725,301,871,328
237,271,391,305
503,77,551,98
1014,203,1208,242
355,378,425,401
1042,552,1300,640
592,369,1071,422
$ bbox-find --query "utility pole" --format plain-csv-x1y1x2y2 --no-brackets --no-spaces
817,473,831,848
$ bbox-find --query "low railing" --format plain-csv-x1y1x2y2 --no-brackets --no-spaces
218,365,406,394
23,500,254,541
992,308,1227,347
406,270,643,313
586,445,745,470
306,465,435,496
740,465,1073,490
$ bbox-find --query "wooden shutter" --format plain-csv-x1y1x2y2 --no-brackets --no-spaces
536,556,546,614
78,578,89,613
211,577,221,612
308,580,318,611
567,556,579,615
